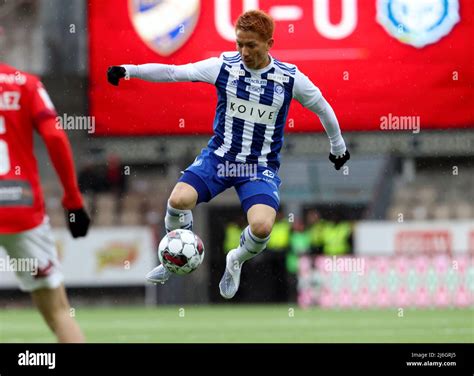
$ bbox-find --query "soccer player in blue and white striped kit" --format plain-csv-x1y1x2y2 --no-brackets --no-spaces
107,10,350,299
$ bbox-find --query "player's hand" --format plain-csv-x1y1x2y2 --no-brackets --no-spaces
65,208,91,238
329,149,350,170
107,66,126,86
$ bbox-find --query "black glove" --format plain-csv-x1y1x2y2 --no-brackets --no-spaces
329,149,350,170
107,66,127,86
65,208,91,238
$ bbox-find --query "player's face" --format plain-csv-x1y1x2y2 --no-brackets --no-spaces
236,29,274,70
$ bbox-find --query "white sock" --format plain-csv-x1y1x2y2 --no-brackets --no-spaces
232,226,269,264
164,201,193,232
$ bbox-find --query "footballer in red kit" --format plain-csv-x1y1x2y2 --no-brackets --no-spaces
0,63,90,342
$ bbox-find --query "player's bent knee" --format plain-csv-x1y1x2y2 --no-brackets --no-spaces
249,220,273,239
168,183,197,210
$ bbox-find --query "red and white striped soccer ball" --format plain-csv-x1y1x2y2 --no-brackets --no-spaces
158,229,205,275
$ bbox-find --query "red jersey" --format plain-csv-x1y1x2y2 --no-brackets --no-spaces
0,63,82,233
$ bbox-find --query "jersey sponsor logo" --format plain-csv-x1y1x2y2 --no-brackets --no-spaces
244,78,267,85
129,0,200,56
0,181,34,206
0,91,21,111
225,65,246,76
0,72,27,85
376,0,460,48
267,73,290,84
227,98,276,125
245,85,265,95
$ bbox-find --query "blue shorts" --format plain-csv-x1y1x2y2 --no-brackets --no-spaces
179,149,281,213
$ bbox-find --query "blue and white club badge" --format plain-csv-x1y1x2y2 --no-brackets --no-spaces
376,0,460,48
274,84,284,95
129,0,200,56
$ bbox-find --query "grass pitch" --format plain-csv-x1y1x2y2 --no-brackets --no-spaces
1,305,472,343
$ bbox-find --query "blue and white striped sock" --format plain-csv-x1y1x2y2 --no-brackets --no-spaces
233,226,269,264
164,201,193,232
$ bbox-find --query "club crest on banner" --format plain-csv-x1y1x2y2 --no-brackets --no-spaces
129,0,200,56
376,0,460,48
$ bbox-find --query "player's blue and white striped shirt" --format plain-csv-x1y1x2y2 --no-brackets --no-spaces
207,52,298,170
123,52,345,170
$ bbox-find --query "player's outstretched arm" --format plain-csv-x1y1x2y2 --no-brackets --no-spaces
293,69,350,170
107,57,221,86
312,97,350,170
36,117,91,237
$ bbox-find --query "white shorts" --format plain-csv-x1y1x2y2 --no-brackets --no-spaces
0,217,63,292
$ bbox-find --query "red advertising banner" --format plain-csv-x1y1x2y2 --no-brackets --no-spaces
89,0,473,135
395,230,452,255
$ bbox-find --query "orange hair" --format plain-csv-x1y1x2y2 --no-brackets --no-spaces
235,10,274,41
